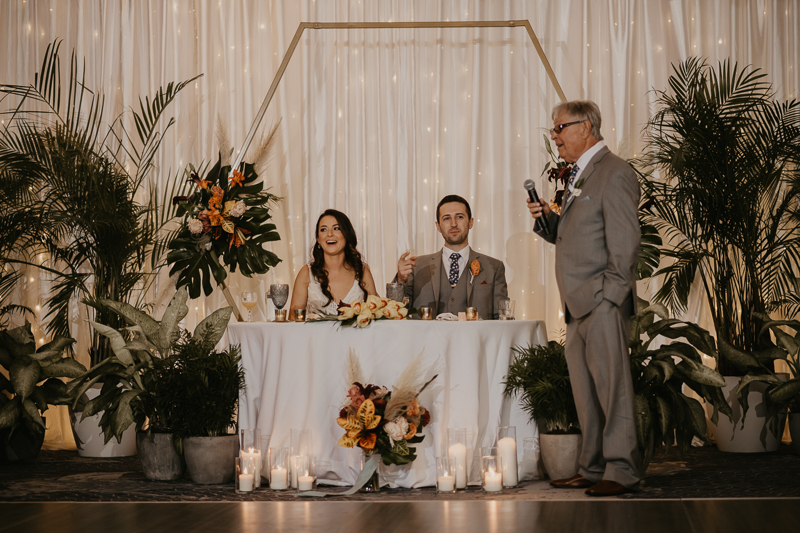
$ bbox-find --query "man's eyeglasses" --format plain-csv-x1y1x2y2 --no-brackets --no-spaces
550,120,584,135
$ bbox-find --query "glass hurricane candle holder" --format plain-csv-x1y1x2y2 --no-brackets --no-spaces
465,307,478,321
274,309,287,322
294,308,306,322
239,429,262,488
296,455,315,491
436,456,456,493
481,455,503,493
497,426,518,487
268,447,290,490
447,428,468,490
235,457,256,493
420,307,433,320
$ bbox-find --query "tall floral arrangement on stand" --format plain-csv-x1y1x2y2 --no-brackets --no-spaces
336,351,435,490
167,125,282,314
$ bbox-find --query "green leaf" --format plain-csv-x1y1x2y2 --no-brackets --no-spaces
40,358,87,379
9,358,40,400
108,389,144,444
22,398,46,429
0,398,21,430
88,320,134,366
634,394,652,452
193,306,233,347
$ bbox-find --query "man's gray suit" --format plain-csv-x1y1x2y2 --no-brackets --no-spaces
402,249,508,320
537,146,641,488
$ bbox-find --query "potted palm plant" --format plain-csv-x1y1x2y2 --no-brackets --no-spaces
158,332,245,484
0,41,198,457
639,57,800,451
504,339,581,480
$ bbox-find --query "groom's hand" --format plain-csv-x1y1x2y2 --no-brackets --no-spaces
397,251,417,284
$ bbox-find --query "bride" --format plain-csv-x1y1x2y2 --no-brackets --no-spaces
289,209,378,318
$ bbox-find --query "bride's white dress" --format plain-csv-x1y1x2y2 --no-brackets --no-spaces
306,269,364,315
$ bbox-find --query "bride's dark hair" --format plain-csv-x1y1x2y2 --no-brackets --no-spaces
310,209,368,306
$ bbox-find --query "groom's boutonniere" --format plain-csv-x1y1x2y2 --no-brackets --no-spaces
469,259,481,284
575,178,585,188
572,188,582,198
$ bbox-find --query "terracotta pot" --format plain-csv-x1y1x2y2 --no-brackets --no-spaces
183,434,238,484
137,432,185,481
539,433,582,480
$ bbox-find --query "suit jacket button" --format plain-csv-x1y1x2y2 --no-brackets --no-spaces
557,237,562,242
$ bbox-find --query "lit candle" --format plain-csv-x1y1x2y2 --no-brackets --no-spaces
238,473,254,492
270,467,288,490
497,436,518,487
298,475,314,491
448,443,468,489
483,467,503,492
437,474,455,492
241,448,262,488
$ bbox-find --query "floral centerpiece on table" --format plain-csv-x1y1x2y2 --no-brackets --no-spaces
541,134,574,214
167,149,281,299
316,295,408,328
337,352,435,466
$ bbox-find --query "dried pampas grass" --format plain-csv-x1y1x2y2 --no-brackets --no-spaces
246,120,281,178
215,117,233,168
346,348,365,386
384,351,435,421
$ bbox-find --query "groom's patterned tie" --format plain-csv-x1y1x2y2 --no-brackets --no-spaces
448,253,460,287
563,164,581,205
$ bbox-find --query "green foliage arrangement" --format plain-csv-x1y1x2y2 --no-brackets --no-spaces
158,332,245,439
0,322,85,450
0,40,198,366
639,57,800,375
504,340,579,434
629,300,731,464
72,287,233,444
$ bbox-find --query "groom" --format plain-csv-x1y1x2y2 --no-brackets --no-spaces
396,195,508,319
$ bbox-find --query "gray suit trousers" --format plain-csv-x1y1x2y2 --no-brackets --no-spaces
566,297,641,488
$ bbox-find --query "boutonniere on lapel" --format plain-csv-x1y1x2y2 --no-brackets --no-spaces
469,259,481,284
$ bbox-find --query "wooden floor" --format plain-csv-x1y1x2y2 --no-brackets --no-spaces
2,499,799,533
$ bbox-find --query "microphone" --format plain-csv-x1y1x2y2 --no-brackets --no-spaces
524,179,551,235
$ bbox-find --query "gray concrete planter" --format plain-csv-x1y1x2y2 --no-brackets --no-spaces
184,434,238,484
539,432,582,481
137,432,185,481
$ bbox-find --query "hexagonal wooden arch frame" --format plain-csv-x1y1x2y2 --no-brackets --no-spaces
231,20,567,172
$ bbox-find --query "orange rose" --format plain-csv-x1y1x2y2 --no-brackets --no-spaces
470,259,481,276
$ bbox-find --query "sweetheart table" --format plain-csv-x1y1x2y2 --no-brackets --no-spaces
228,319,547,488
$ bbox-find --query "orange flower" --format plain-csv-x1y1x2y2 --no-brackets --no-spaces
207,209,224,226
208,186,224,210
403,422,417,440
195,178,211,190
470,259,481,277
230,169,245,187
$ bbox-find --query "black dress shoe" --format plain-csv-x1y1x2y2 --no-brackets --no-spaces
585,479,633,497
549,474,595,489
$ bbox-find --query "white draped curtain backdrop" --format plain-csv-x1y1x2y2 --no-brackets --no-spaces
2,0,798,447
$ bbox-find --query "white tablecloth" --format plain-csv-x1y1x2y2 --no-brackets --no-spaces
228,319,546,488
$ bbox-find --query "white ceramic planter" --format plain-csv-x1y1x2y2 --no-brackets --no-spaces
539,433,582,481
711,376,786,453
70,385,137,457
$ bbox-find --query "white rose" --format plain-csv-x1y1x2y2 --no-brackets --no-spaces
188,218,204,234
230,200,246,217
384,416,409,445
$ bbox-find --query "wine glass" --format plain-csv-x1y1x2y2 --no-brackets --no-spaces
241,291,257,322
269,284,289,311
